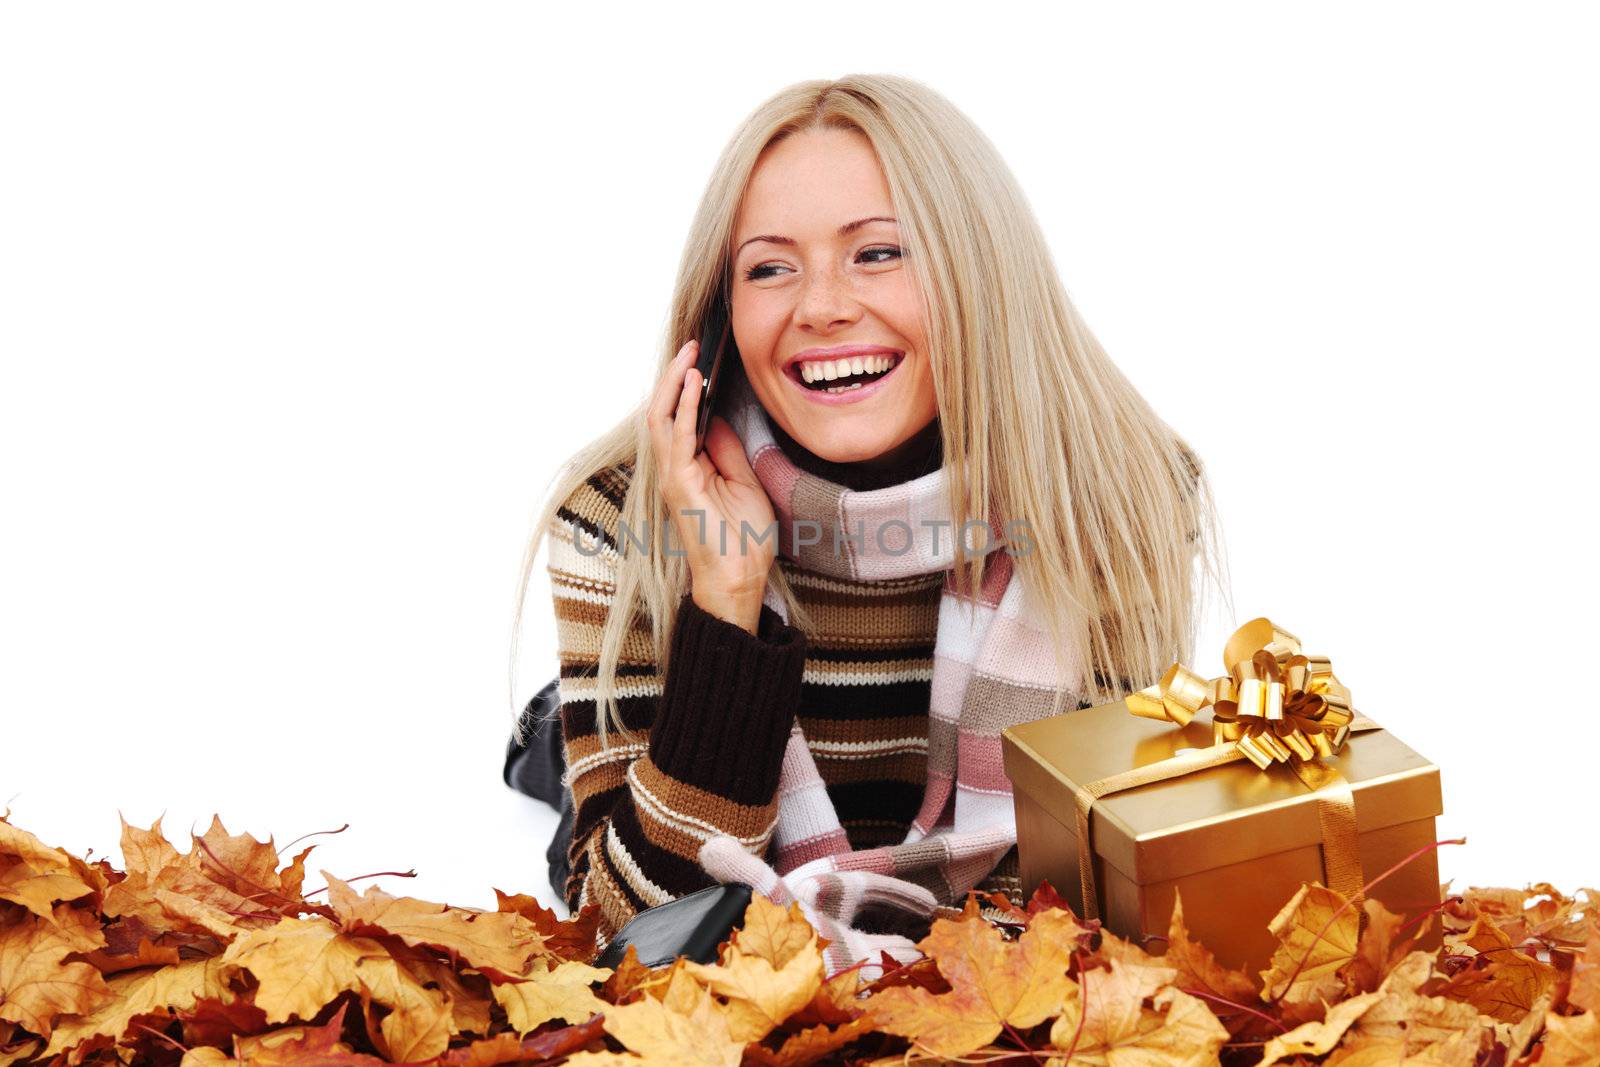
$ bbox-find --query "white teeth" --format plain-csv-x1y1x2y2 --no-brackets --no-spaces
795,353,900,388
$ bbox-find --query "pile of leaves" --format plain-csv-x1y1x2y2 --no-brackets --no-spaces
0,814,1596,1066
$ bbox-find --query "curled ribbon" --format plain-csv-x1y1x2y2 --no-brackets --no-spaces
1069,617,1377,924
1124,617,1357,770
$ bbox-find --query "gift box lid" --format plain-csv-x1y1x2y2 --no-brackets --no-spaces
1000,699,1443,885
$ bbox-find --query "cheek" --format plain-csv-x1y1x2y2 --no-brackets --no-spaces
732,295,789,356
881,277,927,348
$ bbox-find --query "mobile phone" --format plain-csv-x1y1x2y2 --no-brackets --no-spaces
693,283,737,454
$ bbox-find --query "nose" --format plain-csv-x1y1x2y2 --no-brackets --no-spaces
793,264,862,333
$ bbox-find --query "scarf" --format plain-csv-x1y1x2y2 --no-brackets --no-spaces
696,374,1083,981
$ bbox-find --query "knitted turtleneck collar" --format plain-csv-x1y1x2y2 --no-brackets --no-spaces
762,407,943,492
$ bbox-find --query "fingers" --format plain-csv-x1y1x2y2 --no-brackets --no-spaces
647,340,699,492
702,415,756,487
671,355,702,470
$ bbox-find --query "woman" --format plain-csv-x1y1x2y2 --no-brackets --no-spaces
511,73,1221,978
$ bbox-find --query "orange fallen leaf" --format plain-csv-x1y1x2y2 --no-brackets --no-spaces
869,906,1080,1058
1048,958,1229,1063
488,958,609,1035
0,906,114,1038
323,872,543,976
565,980,743,1067
683,894,825,1044
1259,882,1360,1003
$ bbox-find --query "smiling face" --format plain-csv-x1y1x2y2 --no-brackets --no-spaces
729,127,939,468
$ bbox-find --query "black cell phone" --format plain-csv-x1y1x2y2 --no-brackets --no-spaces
593,882,753,969
693,282,738,454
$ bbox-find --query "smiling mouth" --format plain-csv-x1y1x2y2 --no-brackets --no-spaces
787,353,904,394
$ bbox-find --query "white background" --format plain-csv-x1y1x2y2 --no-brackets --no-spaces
3,3,1596,920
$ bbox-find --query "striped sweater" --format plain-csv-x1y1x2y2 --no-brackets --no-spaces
546,424,1023,947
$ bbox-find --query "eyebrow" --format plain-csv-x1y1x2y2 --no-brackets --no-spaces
735,216,898,256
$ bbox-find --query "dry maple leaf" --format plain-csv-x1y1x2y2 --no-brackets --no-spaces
0,862,95,923
219,912,450,1053
1258,882,1360,1003
1441,915,1556,1023
564,980,745,1067
1256,952,1488,1066
1568,916,1600,1014
1536,1008,1600,1067
1157,889,1257,1015
868,906,1081,1058
681,894,825,1044
100,817,313,942
1340,951,1488,1064
323,872,543,976
489,958,609,1035
1047,957,1228,1065
430,1016,607,1066
743,1015,880,1067
39,957,234,1062
383,941,494,1036
179,1001,386,1066
599,942,653,1004
0,817,104,899
0,906,114,1038
1344,896,1430,996
493,889,601,963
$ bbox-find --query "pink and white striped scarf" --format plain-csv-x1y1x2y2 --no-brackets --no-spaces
697,376,1083,980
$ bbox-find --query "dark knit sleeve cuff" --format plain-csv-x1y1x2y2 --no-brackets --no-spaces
647,592,807,805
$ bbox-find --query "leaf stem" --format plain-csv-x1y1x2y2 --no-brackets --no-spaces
1269,836,1465,1005
277,822,350,854
302,869,418,897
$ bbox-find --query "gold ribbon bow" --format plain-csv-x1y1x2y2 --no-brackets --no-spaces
1071,618,1378,923
1124,617,1357,769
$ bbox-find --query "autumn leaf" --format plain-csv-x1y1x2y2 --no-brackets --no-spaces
1538,1008,1600,1067
1259,882,1360,1003
0,906,114,1038
180,1002,387,1066
1441,915,1556,1022
0,816,104,898
431,1017,606,1066
1568,916,1600,1014
101,817,311,940
0,861,95,921
323,872,543,975
493,888,601,963
1156,889,1258,1011
600,942,653,1003
869,906,1080,1058
743,1015,879,1067
489,958,609,1035
1048,958,1229,1064
1345,896,1428,995
220,912,450,1054
1255,990,1386,1066
682,894,825,1043
565,980,744,1067
41,957,234,1060
1341,951,1488,1061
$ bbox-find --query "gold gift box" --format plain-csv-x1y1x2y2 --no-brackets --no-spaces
1000,699,1444,979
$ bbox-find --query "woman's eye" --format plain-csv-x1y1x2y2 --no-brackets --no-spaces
742,245,904,282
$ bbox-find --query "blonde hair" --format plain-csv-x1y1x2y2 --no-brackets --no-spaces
510,73,1228,748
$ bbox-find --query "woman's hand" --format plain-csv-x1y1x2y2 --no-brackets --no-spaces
647,339,778,635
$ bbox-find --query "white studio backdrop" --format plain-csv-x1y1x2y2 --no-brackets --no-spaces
2,2,1596,921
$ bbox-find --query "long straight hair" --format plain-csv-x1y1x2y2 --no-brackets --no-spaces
511,73,1228,748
